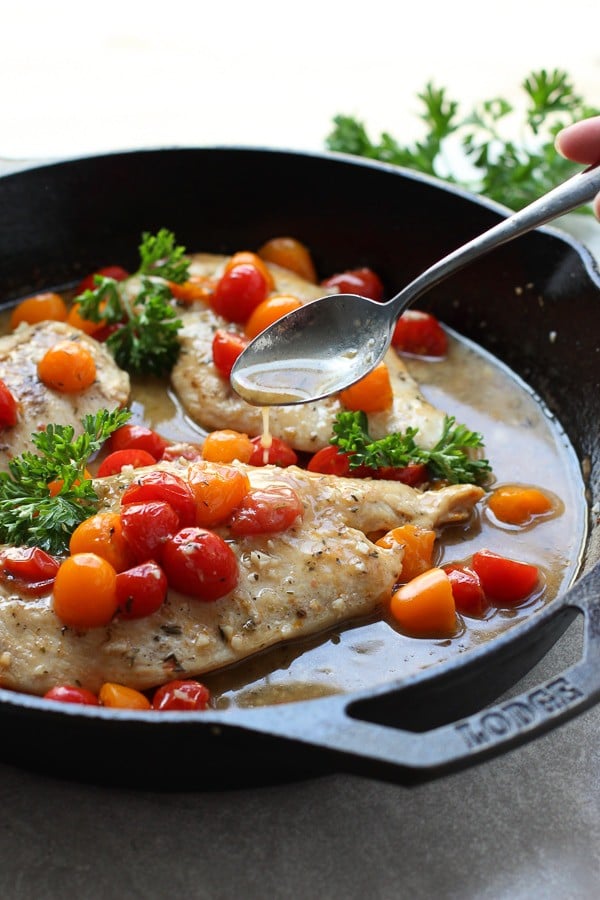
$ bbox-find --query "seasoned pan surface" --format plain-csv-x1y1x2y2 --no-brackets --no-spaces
0,148,599,787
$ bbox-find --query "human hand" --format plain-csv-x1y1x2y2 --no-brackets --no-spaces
555,116,600,219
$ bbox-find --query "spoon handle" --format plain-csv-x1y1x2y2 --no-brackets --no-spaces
390,158,600,316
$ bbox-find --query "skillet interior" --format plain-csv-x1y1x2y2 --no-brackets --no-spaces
0,147,599,787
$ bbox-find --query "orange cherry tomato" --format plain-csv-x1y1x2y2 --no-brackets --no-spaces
53,553,118,629
202,429,255,464
167,274,215,304
47,469,92,497
486,484,555,526
258,237,317,283
10,292,67,329
376,524,436,583
225,251,275,292
187,463,251,527
69,513,135,573
339,362,393,413
37,340,97,393
0,379,18,428
66,301,108,336
389,567,457,638
211,329,249,379
244,295,303,340
99,682,151,710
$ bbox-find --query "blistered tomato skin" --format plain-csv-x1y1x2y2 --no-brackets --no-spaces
96,448,157,478
321,267,384,302
120,471,196,527
120,500,180,563
116,561,168,619
248,436,298,467
392,310,448,357
152,679,211,711
107,424,169,460
0,546,60,596
228,486,303,536
161,527,239,601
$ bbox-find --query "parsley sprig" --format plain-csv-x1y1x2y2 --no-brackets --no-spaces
331,411,491,485
0,408,130,554
77,229,189,376
326,69,599,211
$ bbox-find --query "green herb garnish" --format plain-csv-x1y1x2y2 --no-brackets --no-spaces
331,411,491,485
77,228,189,375
326,69,599,211
0,408,130,554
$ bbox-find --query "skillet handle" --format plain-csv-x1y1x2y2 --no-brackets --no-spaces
240,566,600,780
328,567,600,777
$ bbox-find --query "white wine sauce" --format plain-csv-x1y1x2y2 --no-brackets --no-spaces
128,329,587,708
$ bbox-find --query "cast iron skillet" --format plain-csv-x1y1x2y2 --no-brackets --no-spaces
0,148,599,788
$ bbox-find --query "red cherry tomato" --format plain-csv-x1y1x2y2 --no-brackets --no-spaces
210,263,269,323
120,500,180,563
116,560,168,619
471,549,540,605
443,564,489,617
152,679,211,711
106,424,169,460
248,436,298,467
120,470,196,527
0,379,18,428
392,310,448,357
96,448,157,478
0,546,60,596
75,265,129,294
307,446,352,476
44,685,100,705
228,486,303,536
212,329,249,379
321,267,384,301
374,463,428,486
161,527,239,600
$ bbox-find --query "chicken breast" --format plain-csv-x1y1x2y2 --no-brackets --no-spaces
0,460,483,695
172,255,447,452
0,321,130,470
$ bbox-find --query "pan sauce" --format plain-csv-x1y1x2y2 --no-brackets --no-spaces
127,329,587,708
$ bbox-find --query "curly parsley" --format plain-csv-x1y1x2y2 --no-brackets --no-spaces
331,411,491,485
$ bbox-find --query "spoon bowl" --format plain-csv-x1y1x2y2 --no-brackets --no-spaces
231,158,600,406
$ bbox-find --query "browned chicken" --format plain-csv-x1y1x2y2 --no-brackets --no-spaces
0,460,483,695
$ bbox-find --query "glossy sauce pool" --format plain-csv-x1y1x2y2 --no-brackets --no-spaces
125,329,587,708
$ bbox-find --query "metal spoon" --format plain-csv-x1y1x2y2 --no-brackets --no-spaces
231,160,600,406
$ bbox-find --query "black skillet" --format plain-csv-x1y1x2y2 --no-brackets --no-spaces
0,148,599,788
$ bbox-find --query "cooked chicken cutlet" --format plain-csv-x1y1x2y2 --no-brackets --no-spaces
0,461,483,695
172,254,447,452
0,321,130,470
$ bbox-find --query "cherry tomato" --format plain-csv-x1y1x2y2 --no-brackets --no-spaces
210,263,269,323
391,310,448,357
37,340,97,393
224,251,275,292
443,564,489,617
321,267,384,301
0,379,18,428
258,237,317,283
152,679,211,711
75,265,129,295
248,436,298,467
116,560,168,619
69,512,135,573
244,295,303,340
10,292,68,328
202,429,254,464
167,274,215,304
162,527,239,600
53,553,118,628
44,685,99,705
471,549,540,605
66,301,108,336
120,470,196,527
96,448,157,478
307,445,353,477
99,682,151,710
187,463,251,528
120,500,180,562
211,329,249,379
374,463,428,486
228,486,303,536
106,424,169,460
0,546,60,596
